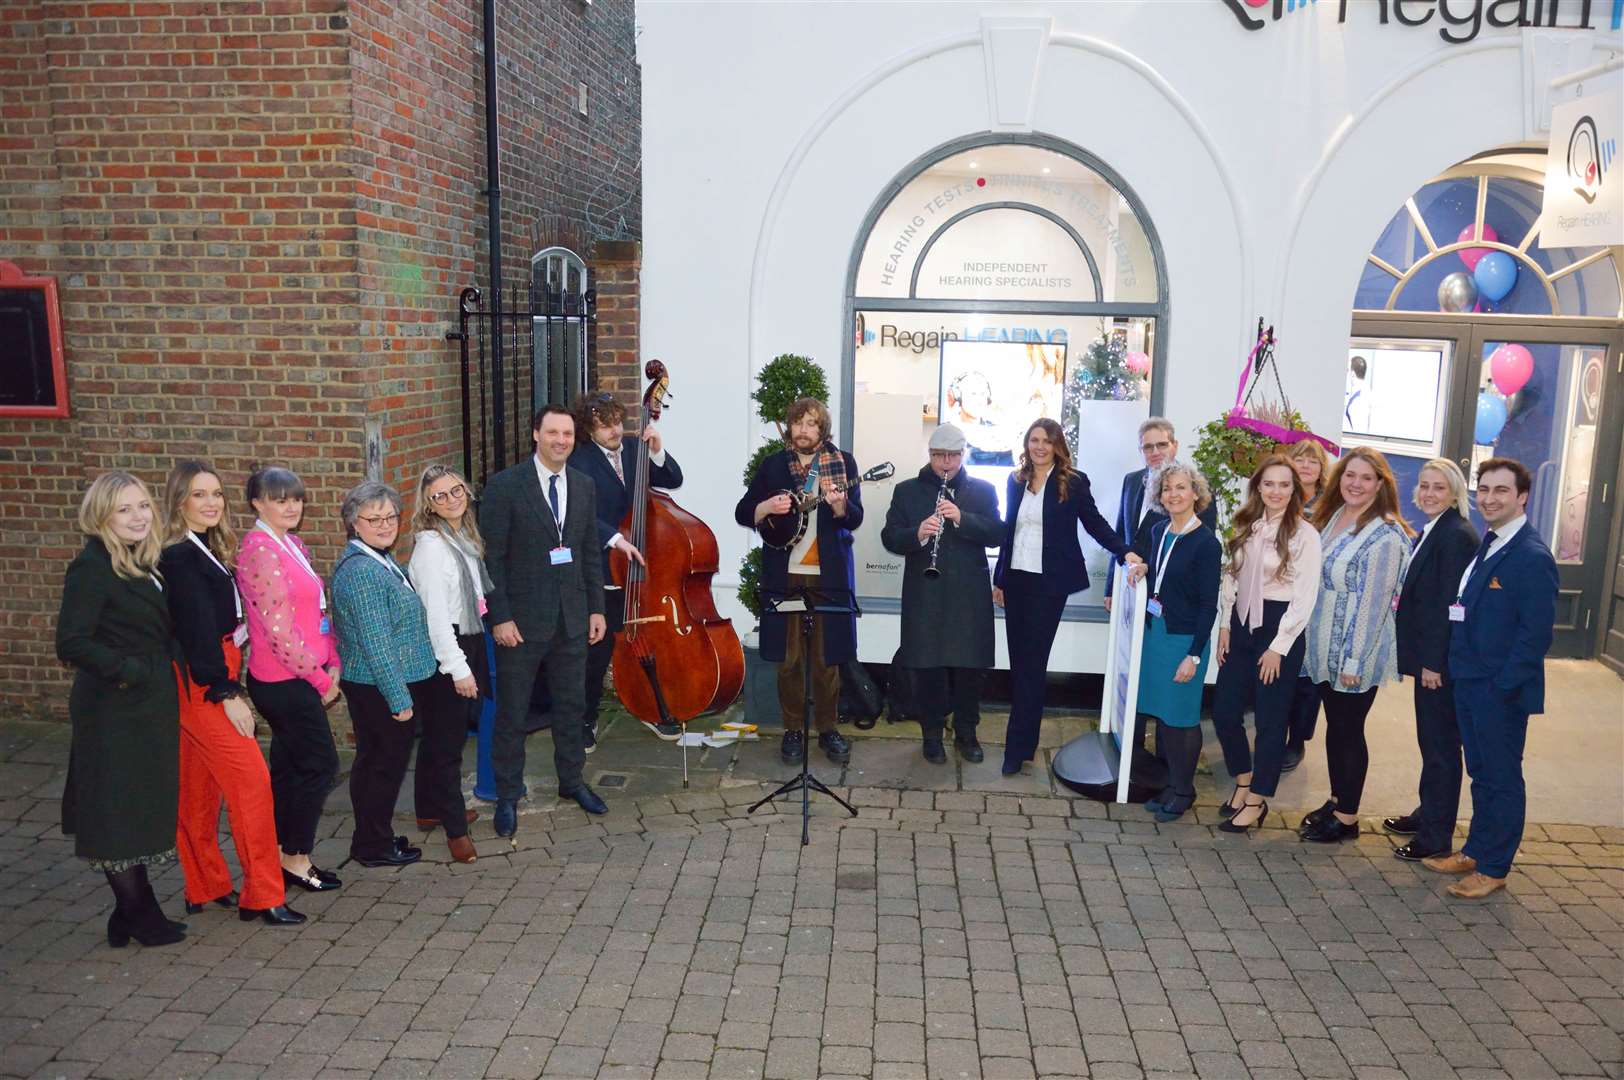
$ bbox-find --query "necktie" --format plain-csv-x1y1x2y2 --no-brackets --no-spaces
1412,530,1424,552
1463,530,1497,592
548,474,561,532
609,448,624,484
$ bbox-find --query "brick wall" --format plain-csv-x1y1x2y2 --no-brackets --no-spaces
0,0,641,714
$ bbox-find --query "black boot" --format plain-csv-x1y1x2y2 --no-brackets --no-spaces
922,735,946,764
105,868,185,948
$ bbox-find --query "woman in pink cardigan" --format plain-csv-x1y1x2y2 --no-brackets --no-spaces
238,467,343,894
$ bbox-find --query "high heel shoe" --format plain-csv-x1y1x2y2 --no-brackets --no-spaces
1219,800,1268,834
107,909,186,948
184,890,239,915
240,905,307,925
283,867,341,893
1218,783,1249,819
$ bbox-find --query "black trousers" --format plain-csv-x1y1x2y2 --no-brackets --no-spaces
583,589,627,728
493,610,589,799
1287,675,1320,746
1210,602,1307,799
1321,682,1380,814
341,678,432,860
1001,571,1067,768
246,675,338,856
1410,677,1463,850
412,631,486,832
912,666,984,739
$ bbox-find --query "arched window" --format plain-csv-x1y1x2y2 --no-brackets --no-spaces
845,135,1168,608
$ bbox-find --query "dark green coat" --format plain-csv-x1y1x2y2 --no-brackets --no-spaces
55,539,181,864
880,466,1003,669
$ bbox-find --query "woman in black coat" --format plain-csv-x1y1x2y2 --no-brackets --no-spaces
56,472,186,948
1386,459,1480,861
992,418,1134,775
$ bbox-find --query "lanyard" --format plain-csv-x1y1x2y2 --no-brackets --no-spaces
1151,516,1199,598
256,521,326,611
187,532,242,621
348,539,413,590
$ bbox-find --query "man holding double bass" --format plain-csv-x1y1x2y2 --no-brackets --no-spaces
736,397,863,768
880,424,1002,764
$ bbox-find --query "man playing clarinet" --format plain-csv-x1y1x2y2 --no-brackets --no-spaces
880,424,1003,763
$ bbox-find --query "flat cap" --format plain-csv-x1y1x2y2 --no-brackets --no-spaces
928,423,967,452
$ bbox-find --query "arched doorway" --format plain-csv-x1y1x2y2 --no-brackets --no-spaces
842,134,1168,613
1345,146,1624,659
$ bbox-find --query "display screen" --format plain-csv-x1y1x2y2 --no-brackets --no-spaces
938,338,1066,515
1343,345,1445,445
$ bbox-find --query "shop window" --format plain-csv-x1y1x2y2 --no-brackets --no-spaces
846,138,1166,608
1355,175,1622,318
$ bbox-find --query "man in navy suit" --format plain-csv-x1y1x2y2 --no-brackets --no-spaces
1424,457,1557,899
568,393,685,744
1104,418,1216,613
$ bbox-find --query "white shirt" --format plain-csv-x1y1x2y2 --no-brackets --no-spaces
1010,484,1046,573
1405,513,1443,583
600,440,668,554
408,530,482,682
533,454,568,534
1457,513,1526,597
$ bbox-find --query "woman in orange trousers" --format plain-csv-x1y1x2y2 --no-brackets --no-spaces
159,461,304,926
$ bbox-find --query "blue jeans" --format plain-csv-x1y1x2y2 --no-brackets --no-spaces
1455,676,1529,879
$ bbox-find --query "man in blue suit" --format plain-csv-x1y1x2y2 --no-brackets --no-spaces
1104,418,1216,613
1424,457,1557,899
568,392,685,744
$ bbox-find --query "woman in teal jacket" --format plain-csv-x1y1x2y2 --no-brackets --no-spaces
331,480,438,868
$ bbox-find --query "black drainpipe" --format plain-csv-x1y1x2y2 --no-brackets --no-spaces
482,0,507,469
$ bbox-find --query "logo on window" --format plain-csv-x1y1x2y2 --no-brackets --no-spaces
1565,115,1615,206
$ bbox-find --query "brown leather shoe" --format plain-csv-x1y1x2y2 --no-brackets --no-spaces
416,809,480,830
1422,852,1476,874
1447,871,1505,899
447,835,478,864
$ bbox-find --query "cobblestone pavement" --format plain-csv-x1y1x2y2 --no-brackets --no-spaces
2,718,1622,1080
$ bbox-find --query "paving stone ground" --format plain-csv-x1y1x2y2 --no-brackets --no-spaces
1,716,1621,1080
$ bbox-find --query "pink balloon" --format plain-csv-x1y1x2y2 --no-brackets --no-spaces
1125,350,1151,375
1457,223,1498,271
1490,343,1534,397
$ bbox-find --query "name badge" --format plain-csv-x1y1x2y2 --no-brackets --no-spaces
1448,603,1466,623
550,546,574,566
232,624,249,648
1146,598,1164,618
319,617,331,635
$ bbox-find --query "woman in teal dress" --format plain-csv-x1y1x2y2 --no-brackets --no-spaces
1126,461,1222,822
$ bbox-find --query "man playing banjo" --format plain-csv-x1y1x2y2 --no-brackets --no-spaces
880,423,1002,763
735,397,864,768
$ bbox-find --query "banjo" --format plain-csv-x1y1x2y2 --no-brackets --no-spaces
759,458,894,550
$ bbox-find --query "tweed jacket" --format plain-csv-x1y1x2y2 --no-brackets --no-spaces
330,542,438,713
1303,510,1411,693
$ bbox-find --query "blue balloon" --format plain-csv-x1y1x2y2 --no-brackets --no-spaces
1473,251,1517,302
1474,391,1508,445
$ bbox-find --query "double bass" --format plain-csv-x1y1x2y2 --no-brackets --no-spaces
609,360,746,728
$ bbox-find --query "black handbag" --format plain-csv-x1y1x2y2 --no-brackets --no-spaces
884,648,923,725
838,659,884,729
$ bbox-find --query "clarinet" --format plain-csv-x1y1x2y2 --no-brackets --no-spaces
923,475,952,579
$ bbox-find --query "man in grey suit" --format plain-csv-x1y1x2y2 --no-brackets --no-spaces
482,404,609,833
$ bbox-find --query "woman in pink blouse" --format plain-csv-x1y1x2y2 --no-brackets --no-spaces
1210,455,1323,833
238,467,343,893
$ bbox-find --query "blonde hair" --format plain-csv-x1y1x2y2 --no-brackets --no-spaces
412,464,485,556
1285,439,1330,502
1147,459,1211,515
79,472,163,581
163,460,237,568
1414,458,1471,518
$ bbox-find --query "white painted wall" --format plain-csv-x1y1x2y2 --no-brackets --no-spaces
637,0,1621,670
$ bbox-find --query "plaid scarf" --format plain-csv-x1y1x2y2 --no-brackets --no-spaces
787,440,848,497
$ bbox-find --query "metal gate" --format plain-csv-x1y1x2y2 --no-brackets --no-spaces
447,246,594,488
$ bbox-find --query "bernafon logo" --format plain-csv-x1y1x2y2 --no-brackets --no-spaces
1224,0,1624,44
1566,115,1617,204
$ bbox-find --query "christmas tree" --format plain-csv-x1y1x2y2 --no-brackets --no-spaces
1062,324,1145,435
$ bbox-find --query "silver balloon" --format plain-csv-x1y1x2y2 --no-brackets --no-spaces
1437,271,1479,313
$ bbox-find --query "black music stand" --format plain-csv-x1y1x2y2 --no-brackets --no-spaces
747,583,861,845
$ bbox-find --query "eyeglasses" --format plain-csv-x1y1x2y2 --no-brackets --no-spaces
428,484,468,505
1140,440,1173,454
358,513,400,527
